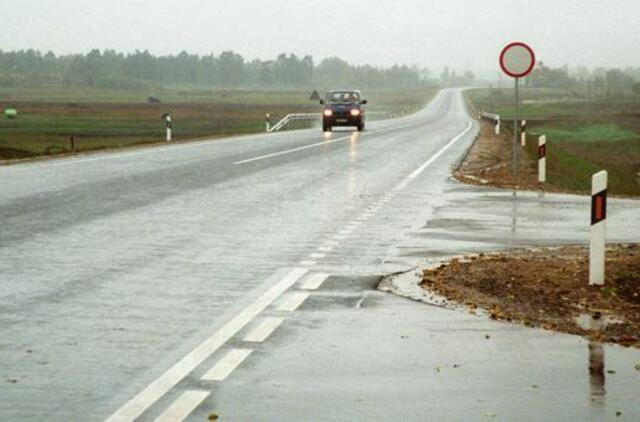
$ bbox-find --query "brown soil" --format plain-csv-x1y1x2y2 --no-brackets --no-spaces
421,244,640,347
455,120,565,193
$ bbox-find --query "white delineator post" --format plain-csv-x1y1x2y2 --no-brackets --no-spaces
265,113,271,133
495,116,501,135
165,115,172,142
520,119,527,146
589,171,608,286
538,135,546,183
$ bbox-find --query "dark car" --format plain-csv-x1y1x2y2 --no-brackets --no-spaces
320,90,367,132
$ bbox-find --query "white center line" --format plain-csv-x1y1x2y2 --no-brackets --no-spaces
201,348,253,381
105,267,308,422
232,123,415,166
301,273,329,290
298,260,317,267
277,292,310,312
154,390,210,422
244,317,285,343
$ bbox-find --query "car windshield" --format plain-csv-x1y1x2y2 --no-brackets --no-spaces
326,91,361,103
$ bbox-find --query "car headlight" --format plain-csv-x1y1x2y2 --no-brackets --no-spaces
350,109,361,116
323,109,333,117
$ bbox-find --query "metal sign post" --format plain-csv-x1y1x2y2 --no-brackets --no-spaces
499,42,536,178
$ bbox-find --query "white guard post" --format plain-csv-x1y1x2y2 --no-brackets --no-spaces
266,113,271,133
538,135,546,183
520,119,527,146
165,115,172,142
589,171,608,286
495,116,501,135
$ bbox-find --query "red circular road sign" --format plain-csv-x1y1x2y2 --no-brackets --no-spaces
500,42,536,78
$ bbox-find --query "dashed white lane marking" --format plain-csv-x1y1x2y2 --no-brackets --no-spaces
339,229,352,236
301,273,329,290
277,292,310,312
298,260,317,267
154,390,210,422
105,267,308,422
407,120,473,180
323,240,340,247
201,348,253,381
244,317,285,343
309,252,326,259
318,246,333,253
332,235,347,241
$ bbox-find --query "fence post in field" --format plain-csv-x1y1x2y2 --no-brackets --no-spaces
164,114,172,142
520,119,527,146
589,171,608,286
538,135,546,183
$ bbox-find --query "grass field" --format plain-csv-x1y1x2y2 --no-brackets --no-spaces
0,86,436,160
467,88,640,196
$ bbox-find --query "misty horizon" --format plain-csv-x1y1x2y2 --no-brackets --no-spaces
2,0,640,79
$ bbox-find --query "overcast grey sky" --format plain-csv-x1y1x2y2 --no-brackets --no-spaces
1,0,638,72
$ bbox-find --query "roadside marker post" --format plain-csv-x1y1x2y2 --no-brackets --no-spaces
499,42,536,178
538,135,546,183
164,114,173,142
266,113,271,132
520,120,527,146
589,171,608,286
495,116,501,135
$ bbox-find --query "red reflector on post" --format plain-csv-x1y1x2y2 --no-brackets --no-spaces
591,190,607,226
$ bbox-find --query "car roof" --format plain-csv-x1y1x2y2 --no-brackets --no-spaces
328,90,362,94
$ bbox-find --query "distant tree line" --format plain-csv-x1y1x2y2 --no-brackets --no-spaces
525,62,640,96
0,48,430,90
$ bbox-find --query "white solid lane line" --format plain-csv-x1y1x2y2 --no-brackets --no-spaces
105,267,308,422
244,317,285,343
277,292,310,312
301,273,329,291
154,390,210,422
407,120,473,180
201,349,253,381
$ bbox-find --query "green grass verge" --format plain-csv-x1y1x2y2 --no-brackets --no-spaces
467,88,640,197
0,86,436,159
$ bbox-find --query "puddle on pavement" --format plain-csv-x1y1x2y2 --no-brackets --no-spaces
301,293,379,311
579,313,620,407
575,313,624,331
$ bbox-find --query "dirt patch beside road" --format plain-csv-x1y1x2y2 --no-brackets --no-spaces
454,120,564,193
421,244,640,347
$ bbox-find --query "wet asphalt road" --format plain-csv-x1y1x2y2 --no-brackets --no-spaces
2,88,639,421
